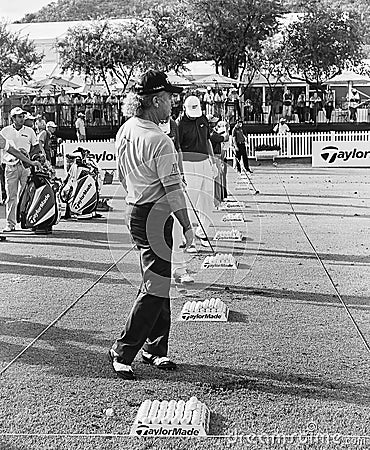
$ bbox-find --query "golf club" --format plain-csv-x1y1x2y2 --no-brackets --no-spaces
183,187,216,255
230,146,260,194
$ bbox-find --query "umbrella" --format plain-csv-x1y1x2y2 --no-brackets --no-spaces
325,71,370,85
28,76,81,93
195,73,240,87
167,73,194,86
66,84,109,95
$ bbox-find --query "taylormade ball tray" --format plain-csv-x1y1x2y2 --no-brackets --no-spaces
130,397,210,436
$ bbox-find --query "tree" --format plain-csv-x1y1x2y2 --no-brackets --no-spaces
0,23,43,93
282,0,365,88
183,0,284,78
58,21,150,94
58,15,196,93
144,5,197,72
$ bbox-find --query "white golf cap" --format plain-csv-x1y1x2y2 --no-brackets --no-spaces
46,121,57,128
10,107,26,116
184,96,202,118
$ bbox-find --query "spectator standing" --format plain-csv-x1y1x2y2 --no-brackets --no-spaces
1,107,38,232
92,93,103,126
39,121,58,167
244,98,253,122
203,87,215,116
58,89,72,126
73,93,84,120
75,113,86,142
324,90,334,123
296,91,306,123
348,88,360,122
232,119,252,173
43,93,56,122
214,89,225,118
106,93,119,126
282,88,293,121
20,94,32,113
84,93,93,125
0,93,12,127
35,114,47,135
32,91,44,116
309,92,322,124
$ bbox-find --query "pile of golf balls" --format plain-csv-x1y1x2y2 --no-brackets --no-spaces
214,229,242,240
181,298,227,315
222,213,244,222
202,253,237,268
135,397,207,426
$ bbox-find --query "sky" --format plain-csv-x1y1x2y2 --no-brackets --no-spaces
0,0,52,22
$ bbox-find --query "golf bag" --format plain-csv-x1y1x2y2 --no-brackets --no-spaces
17,166,61,231
60,147,100,219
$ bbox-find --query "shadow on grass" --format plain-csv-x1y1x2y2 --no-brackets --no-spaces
0,252,137,283
0,317,114,380
203,284,370,309
1,316,368,409
139,362,370,408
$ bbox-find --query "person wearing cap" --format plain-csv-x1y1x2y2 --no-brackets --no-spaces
177,95,218,249
110,69,194,380
232,119,252,173
273,117,290,134
1,107,40,231
38,121,58,167
24,112,36,130
75,113,86,142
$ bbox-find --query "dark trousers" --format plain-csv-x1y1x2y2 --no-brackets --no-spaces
113,202,174,364
235,142,250,172
0,164,6,201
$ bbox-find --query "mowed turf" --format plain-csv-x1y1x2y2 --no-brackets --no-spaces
0,163,369,450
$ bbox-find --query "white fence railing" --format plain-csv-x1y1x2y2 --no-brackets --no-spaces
225,130,370,159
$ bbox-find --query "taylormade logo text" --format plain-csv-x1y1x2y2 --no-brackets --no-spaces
92,151,117,163
182,312,222,320
74,183,92,209
135,425,200,436
321,146,370,164
29,193,51,223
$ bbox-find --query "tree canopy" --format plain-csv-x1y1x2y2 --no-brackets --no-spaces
0,23,44,92
281,0,365,87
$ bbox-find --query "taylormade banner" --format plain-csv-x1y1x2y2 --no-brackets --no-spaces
63,142,117,171
312,141,370,167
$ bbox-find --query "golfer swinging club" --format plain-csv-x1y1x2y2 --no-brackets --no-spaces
109,70,194,380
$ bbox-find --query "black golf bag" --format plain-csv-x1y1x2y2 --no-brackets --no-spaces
60,148,100,219
17,167,61,232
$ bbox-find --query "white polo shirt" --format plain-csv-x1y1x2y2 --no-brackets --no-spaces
0,132,12,164
1,125,37,165
116,117,182,205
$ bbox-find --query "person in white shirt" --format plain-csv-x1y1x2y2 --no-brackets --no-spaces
0,130,41,209
75,113,86,142
1,107,39,232
273,118,290,134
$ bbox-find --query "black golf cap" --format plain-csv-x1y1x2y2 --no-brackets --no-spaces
134,70,183,96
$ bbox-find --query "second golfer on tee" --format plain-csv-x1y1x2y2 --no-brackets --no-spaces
110,70,194,380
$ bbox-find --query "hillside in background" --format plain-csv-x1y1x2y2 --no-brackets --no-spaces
15,0,370,48
18,0,172,22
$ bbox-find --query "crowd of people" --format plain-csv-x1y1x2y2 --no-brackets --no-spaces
1,84,365,133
